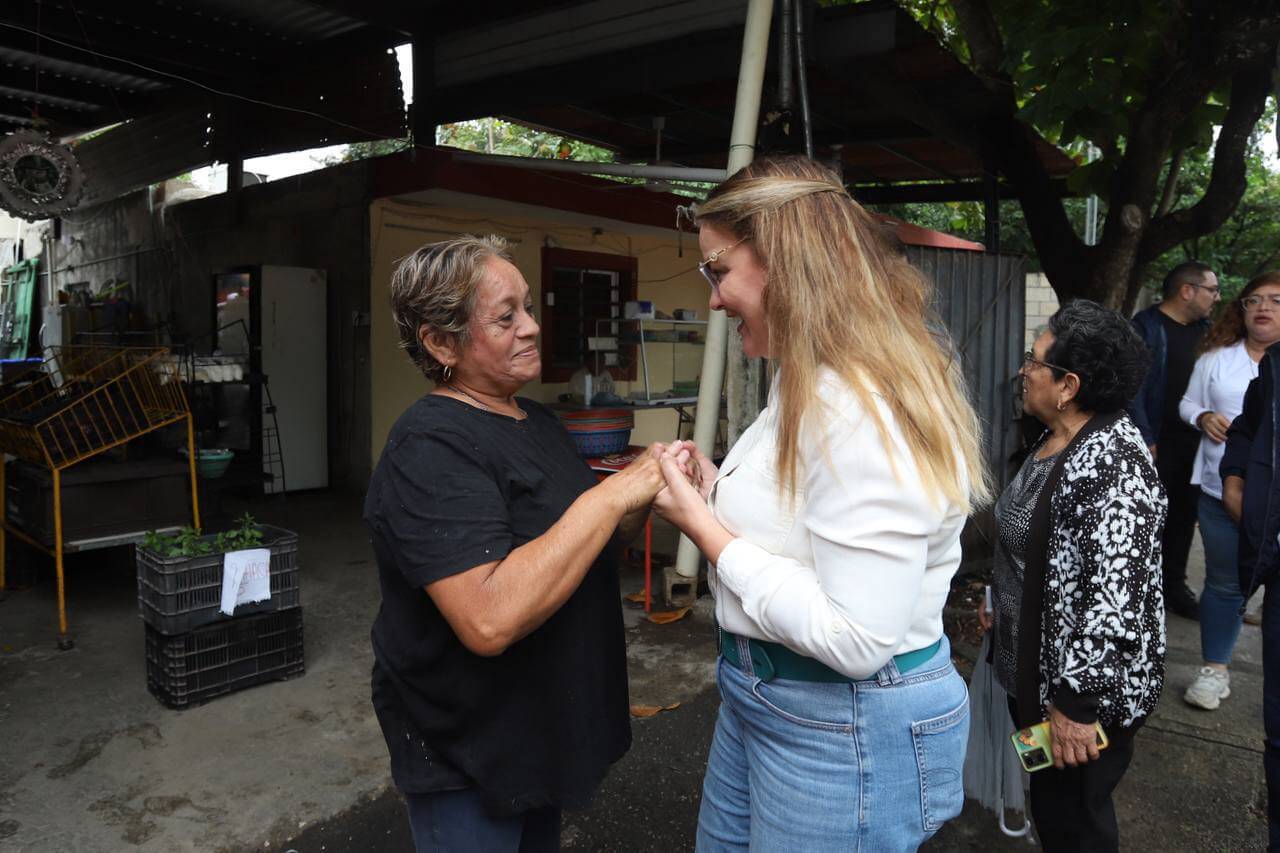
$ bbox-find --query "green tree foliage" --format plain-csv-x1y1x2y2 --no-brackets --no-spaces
1155,112,1280,297
325,119,616,165
324,137,412,164
437,119,615,162
890,0,1280,310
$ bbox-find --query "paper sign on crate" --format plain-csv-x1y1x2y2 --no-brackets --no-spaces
219,548,272,616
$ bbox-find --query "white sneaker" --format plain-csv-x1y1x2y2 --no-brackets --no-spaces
1184,667,1231,710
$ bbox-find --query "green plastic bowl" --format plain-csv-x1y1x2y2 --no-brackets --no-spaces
195,448,235,479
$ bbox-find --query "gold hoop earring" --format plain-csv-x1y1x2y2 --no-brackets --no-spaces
1056,399,1065,412
442,364,453,383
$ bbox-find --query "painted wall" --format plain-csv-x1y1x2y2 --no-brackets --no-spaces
369,196,718,464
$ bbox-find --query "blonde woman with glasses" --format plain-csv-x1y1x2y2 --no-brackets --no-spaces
652,155,991,851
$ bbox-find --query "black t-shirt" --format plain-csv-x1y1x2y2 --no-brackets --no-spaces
1159,313,1204,440
364,395,631,815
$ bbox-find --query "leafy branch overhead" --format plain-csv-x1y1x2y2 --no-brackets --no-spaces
897,0,1280,309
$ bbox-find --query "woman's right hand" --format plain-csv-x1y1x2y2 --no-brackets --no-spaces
602,449,667,515
1198,411,1231,443
665,439,719,501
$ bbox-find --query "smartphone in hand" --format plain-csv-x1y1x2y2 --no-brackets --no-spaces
1010,721,1109,772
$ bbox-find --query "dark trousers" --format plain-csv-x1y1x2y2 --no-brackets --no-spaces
1263,583,1280,850
1155,432,1200,587
1005,700,1137,851
1027,727,1136,853
404,789,561,853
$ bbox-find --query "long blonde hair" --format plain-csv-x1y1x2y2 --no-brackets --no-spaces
696,156,991,512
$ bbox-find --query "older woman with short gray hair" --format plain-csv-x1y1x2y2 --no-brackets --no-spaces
366,235,668,852
978,299,1166,852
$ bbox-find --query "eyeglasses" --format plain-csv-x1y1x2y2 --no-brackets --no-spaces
1022,351,1074,375
698,238,745,292
1189,283,1221,295
1242,294,1280,310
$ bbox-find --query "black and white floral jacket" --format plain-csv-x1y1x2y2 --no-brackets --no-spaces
1015,412,1168,730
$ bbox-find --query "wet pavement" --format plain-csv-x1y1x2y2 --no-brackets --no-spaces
285,529,1270,852
2,493,1268,852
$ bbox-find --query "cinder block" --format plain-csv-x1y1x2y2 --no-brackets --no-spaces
663,564,699,608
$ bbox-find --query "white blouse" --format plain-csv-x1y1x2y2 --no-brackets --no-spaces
708,369,969,680
1179,340,1259,500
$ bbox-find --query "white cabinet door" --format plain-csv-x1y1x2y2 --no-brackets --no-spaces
260,266,328,492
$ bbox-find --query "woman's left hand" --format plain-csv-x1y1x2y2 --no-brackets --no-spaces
1048,704,1101,769
652,447,712,533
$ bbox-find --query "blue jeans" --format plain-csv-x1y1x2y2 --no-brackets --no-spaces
696,635,969,852
1199,492,1244,664
404,788,560,852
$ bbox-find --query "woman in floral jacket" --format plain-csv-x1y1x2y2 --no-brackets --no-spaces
980,299,1166,853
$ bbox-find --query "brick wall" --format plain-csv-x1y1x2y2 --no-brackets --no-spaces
1024,272,1059,350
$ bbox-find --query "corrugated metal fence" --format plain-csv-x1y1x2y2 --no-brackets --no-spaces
907,246,1027,559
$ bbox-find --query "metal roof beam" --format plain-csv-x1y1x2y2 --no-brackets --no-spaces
430,28,745,124
850,179,1069,204
0,45,165,94
0,83,106,114
433,0,747,88
0,7,258,83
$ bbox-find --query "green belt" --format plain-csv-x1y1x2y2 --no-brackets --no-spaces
718,627,943,683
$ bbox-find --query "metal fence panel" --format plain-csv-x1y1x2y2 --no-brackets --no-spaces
906,246,1027,559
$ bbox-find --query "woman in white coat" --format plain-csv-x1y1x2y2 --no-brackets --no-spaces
1180,271,1280,709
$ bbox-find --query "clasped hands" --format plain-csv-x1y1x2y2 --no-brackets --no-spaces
608,441,718,533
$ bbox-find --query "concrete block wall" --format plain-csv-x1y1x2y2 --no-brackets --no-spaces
1024,272,1059,350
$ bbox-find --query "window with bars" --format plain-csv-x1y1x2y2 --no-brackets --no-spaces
539,247,637,382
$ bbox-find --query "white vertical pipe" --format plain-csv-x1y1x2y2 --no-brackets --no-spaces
1084,143,1099,246
674,0,773,580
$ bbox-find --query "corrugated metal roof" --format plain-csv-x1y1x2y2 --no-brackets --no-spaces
184,0,369,43
71,47,405,205
0,0,400,140
0,0,1076,210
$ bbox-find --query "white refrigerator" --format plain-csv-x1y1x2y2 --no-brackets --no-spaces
213,265,328,493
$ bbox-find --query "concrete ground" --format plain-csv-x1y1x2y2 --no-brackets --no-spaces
0,491,1270,851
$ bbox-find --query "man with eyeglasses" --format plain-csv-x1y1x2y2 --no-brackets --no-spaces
1128,260,1219,620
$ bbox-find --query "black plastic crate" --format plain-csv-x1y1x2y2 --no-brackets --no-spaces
145,608,305,709
136,524,300,634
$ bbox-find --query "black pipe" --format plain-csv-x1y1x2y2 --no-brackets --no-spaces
794,0,814,158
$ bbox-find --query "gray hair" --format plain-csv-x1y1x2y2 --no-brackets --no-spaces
389,235,513,381
1044,299,1150,413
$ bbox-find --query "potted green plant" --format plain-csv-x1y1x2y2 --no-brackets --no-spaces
135,513,300,634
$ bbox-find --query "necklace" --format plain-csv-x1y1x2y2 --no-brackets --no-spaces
1040,412,1089,458
448,383,526,420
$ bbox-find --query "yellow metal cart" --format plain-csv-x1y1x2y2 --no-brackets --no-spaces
0,345,200,649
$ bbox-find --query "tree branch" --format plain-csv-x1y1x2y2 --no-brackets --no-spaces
984,117,1091,298
1139,59,1273,265
1154,148,1185,219
947,0,1090,298
949,0,1006,89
